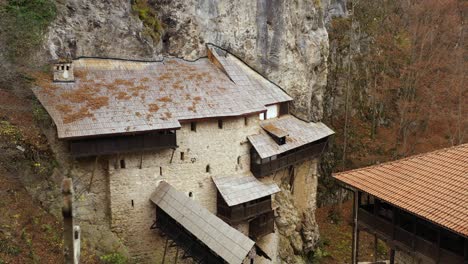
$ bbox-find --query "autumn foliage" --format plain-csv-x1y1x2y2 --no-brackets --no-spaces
325,0,467,170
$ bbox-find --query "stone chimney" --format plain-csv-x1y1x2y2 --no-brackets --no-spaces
53,60,74,82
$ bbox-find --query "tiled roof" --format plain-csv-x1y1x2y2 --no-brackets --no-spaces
32,46,291,139
334,144,468,237
248,115,334,159
212,175,281,206
150,181,255,264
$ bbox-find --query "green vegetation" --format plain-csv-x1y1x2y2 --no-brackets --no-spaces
0,239,22,256
100,252,127,264
131,0,163,43
0,120,22,143
308,239,331,264
0,0,56,59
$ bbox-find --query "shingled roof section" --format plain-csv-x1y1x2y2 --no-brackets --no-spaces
32,46,292,139
207,45,292,107
334,144,468,238
212,175,281,206
150,181,255,264
248,115,334,159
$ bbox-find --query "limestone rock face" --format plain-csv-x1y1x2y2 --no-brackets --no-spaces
46,0,329,121
275,183,320,262
46,0,159,60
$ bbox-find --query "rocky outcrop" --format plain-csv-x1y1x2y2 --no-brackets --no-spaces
275,183,320,263
45,0,329,122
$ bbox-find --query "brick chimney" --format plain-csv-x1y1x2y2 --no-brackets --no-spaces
53,60,74,82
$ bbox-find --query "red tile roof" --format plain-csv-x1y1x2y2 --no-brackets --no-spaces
334,144,468,237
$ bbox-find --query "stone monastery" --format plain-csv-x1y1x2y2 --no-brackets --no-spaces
33,44,334,263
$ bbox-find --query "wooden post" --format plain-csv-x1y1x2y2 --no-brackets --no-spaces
464,238,468,263
174,247,179,264
161,237,169,264
389,249,395,264
351,190,359,264
374,234,378,262
62,178,74,264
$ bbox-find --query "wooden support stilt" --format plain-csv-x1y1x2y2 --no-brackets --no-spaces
374,234,378,262
88,156,99,192
174,247,179,264
351,190,359,264
170,148,176,164
162,237,169,264
389,249,395,264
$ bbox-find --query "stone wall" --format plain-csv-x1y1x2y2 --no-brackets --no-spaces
103,113,320,263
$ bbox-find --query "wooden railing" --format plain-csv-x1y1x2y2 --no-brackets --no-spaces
358,209,464,264
218,199,272,223
251,141,326,177
70,132,177,157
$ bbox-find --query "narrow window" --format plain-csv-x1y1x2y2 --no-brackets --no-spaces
180,152,185,160
56,66,60,70
188,192,193,198
190,122,197,131
131,200,134,208
159,167,162,176
206,165,210,173
61,65,65,70
66,65,70,70
218,119,223,129
244,117,248,126
237,156,241,164
120,159,126,169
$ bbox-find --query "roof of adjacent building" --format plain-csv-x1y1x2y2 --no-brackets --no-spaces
32,45,291,139
212,175,281,206
334,144,468,237
150,181,255,264
248,115,334,159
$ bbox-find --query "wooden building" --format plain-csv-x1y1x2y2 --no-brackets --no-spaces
334,144,468,264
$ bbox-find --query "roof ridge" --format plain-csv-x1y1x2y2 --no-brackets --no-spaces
333,143,468,176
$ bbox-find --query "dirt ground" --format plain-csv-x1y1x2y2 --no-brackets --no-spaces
315,200,389,263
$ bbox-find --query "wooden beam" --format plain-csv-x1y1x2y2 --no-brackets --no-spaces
374,234,378,262
389,249,395,264
352,190,359,264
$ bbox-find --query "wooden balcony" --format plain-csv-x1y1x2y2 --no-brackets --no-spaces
217,195,273,224
69,131,177,157
249,211,275,239
358,208,465,264
251,141,326,177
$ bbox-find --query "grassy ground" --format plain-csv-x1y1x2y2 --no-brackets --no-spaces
315,200,388,263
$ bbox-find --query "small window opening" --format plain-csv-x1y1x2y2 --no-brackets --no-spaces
206,165,210,173
131,200,134,208
61,65,65,70
120,159,126,169
159,167,162,176
180,152,185,160
66,65,70,70
191,122,197,132
56,66,60,70
218,119,223,129
237,156,241,164
74,230,79,240
188,192,193,198
244,117,248,126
